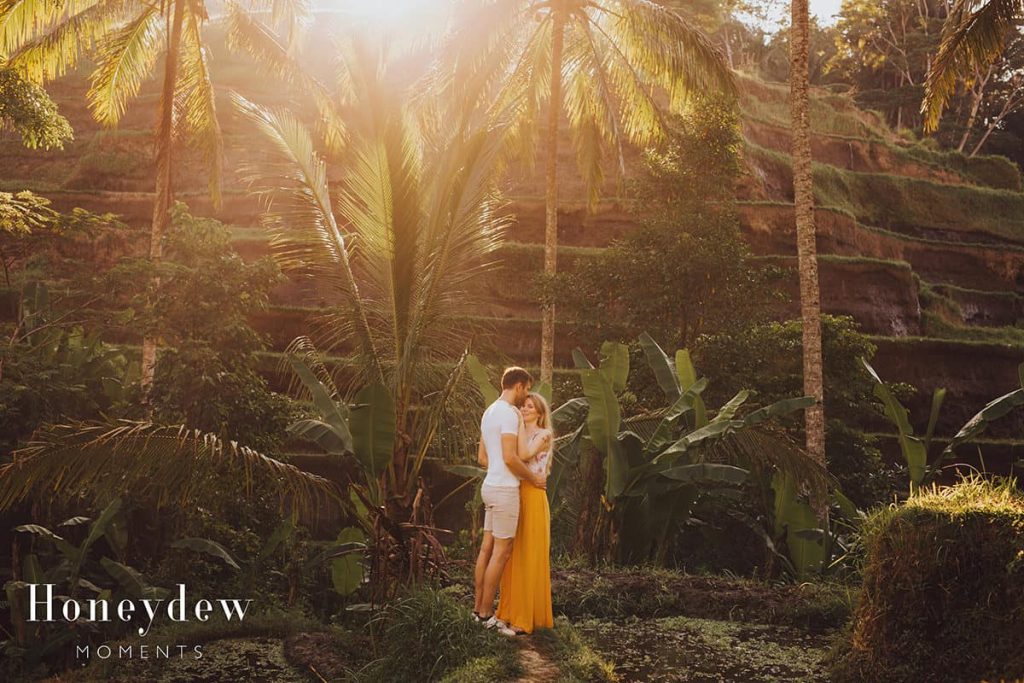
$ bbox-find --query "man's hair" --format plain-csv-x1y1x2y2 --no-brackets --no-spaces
501,366,533,389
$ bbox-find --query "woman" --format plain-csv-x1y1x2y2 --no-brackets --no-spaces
495,392,555,635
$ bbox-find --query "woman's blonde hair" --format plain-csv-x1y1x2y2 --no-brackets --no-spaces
528,392,552,431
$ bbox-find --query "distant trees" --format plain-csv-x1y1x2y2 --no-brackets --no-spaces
827,0,1023,156
923,0,1024,155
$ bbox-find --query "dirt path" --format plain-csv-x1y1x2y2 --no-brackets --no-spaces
514,638,560,682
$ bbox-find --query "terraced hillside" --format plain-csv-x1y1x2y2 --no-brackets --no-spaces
3,45,1023,456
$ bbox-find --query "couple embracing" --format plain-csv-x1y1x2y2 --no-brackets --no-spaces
472,366,555,636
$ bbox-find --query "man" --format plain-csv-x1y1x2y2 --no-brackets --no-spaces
473,366,546,631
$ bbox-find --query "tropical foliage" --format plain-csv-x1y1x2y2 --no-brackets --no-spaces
923,0,1024,134
0,66,71,149
508,333,829,576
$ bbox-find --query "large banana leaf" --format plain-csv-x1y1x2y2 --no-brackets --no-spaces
572,348,595,370
535,381,552,404
547,424,583,506
862,358,928,490
676,349,707,427
466,354,498,405
170,538,241,570
350,381,396,484
580,368,628,500
655,419,737,464
710,390,751,424
771,470,827,579
646,378,708,453
661,462,749,484
639,332,680,399
598,341,629,394
330,527,366,597
742,396,815,427
944,384,1024,455
552,397,589,431
288,356,353,455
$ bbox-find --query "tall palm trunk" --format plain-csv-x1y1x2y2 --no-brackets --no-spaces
790,0,825,470
540,9,566,387
141,0,185,391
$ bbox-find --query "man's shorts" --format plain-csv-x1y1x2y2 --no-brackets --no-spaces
481,483,520,539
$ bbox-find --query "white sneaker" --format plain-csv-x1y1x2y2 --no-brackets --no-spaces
497,625,518,637
482,615,508,631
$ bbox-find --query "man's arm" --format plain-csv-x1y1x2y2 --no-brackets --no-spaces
501,434,545,488
477,436,488,467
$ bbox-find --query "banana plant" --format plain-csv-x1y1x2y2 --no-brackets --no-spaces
569,334,820,567
3,498,169,662
944,362,1024,458
286,356,395,511
861,358,946,494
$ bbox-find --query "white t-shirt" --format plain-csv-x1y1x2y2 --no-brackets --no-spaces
481,399,521,488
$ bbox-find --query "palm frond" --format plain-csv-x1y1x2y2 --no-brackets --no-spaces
923,0,1022,131
0,421,344,522
232,92,383,384
176,5,223,205
564,20,623,206
0,0,97,56
7,0,132,83
704,428,830,510
331,38,439,415
225,1,345,151
87,5,162,126
603,0,736,110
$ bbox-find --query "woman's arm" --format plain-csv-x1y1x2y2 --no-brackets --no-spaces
524,429,552,460
516,411,532,462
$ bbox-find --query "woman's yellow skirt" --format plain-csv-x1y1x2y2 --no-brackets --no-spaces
496,480,554,633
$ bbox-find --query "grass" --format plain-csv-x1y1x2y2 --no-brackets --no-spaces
360,587,522,682
532,618,617,683
829,475,1024,683
737,199,1024,253
549,564,852,630
738,73,888,139
929,281,1023,302
921,311,1024,346
751,253,914,270
742,108,1021,191
745,142,1024,244
868,333,1024,350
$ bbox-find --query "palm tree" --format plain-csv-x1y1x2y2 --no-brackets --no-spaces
922,0,1024,132
0,0,305,388
790,0,826,470
233,38,512,593
436,0,735,386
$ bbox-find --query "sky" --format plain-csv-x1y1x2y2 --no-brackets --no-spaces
810,0,844,24
327,0,848,34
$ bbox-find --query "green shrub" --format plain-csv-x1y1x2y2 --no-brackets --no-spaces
829,476,1024,683
364,588,521,682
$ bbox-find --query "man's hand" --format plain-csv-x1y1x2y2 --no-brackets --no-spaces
532,473,547,490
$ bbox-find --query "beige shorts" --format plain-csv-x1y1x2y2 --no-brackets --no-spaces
481,483,520,539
